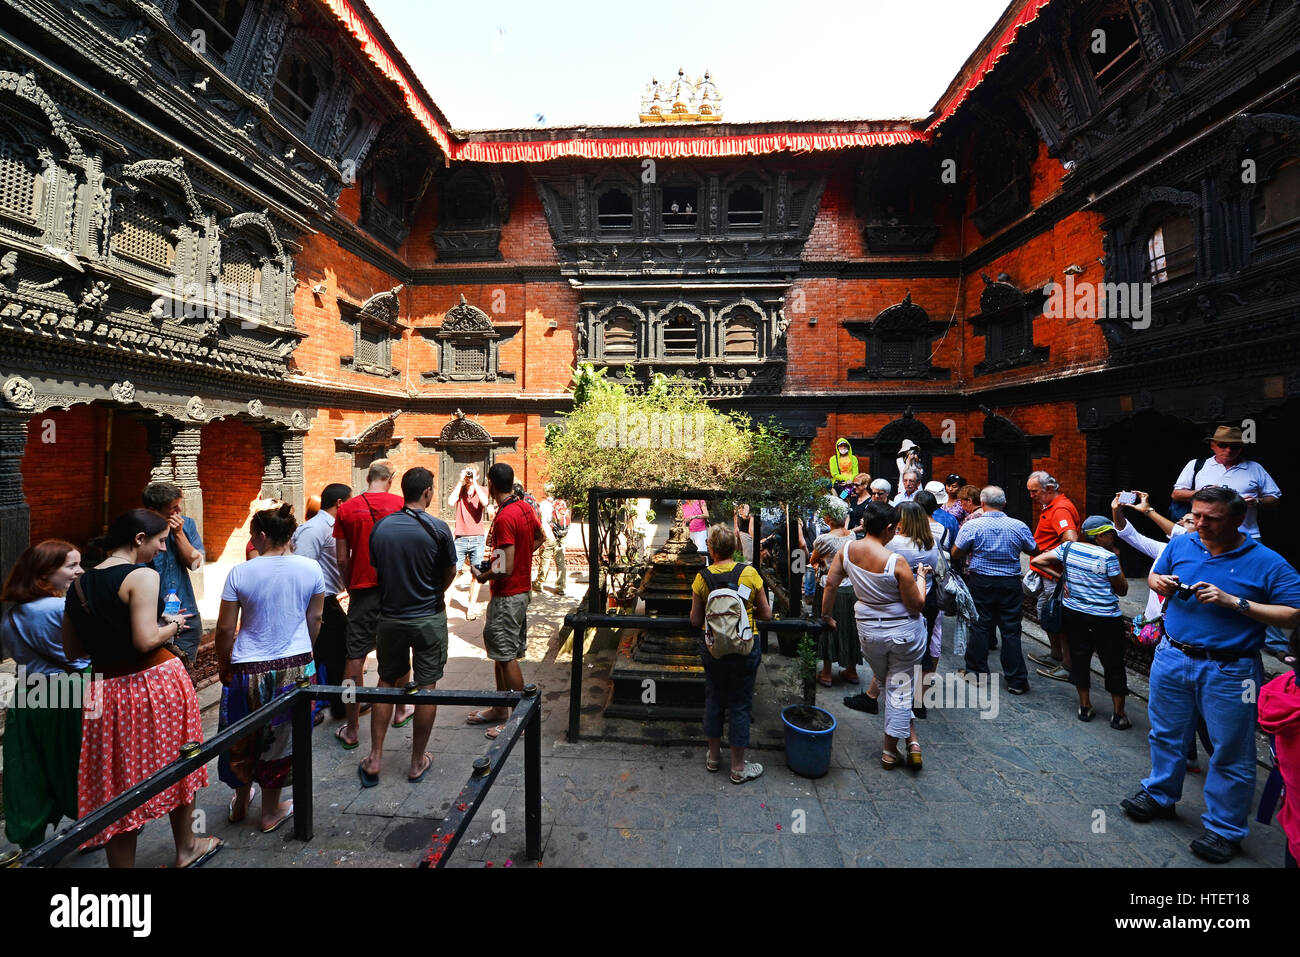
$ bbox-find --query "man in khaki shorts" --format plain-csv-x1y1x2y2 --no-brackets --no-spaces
466,462,543,739
358,467,456,785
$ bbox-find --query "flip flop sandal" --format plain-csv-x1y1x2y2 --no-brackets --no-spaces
816,676,834,688
260,802,294,833
485,725,505,740
408,751,434,783
840,673,861,686
335,726,359,750
465,710,498,726
392,710,415,729
180,837,224,869
358,762,380,788
228,785,257,824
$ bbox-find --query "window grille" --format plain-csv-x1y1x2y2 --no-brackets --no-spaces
452,345,488,376
0,137,39,223
881,339,914,372
356,324,383,367
220,243,261,289
113,198,175,269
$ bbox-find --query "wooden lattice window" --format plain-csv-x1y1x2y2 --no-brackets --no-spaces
1146,215,1196,284
220,241,262,289
597,188,633,230
451,344,488,376
1255,159,1300,242
663,315,698,357
355,324,383,367
113,196,175,269
604,316,637,358
175,0,247,59
724,319,759,356
273,55,320,129
880,340,915,373
0,135,41,225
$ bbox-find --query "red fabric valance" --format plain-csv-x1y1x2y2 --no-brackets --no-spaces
928,0,1053,131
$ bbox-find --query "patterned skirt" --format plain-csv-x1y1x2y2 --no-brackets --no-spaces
77,656,208,848
218,652,315,791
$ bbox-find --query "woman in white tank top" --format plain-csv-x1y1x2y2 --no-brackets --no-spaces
823,501,930,769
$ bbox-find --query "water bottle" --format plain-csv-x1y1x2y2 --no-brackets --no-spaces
164,590,181,617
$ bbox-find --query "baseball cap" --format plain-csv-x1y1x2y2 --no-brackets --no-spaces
1081,515,1115,537
923,480,948,505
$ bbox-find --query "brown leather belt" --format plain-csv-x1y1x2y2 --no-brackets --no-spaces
100,645,177,680
1165,635,1254,663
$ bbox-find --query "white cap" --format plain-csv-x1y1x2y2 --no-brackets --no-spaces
923,480,948,504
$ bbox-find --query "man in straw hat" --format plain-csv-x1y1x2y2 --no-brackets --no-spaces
1171,425,1279,543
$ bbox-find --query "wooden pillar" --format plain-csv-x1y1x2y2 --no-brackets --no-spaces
0,409,31,588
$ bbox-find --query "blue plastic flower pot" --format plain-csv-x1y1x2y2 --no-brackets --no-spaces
781,704,837,778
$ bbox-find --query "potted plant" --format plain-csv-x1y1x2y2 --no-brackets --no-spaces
781,634,837,778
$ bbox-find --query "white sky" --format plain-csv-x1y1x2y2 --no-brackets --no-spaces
365,0,1013,130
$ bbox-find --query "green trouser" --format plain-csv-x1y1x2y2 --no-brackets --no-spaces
534,538,566,590
3,670,87,849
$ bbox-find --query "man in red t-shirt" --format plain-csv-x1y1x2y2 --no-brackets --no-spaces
332,459,407,748
1026,470,1081,682
465,462,543,740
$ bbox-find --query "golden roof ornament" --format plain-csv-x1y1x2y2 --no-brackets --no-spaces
638,68,722,123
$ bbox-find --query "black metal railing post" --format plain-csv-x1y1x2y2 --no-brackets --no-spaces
523,683,541,860
291,683,314,842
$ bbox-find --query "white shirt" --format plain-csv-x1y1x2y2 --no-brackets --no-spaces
292,510,343,595
221,555,325,664
1173,456,1280,538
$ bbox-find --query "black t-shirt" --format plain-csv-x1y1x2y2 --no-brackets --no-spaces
369,508,457,618
847,496,872,537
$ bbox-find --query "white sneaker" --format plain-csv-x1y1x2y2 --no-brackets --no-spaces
730,761,764,784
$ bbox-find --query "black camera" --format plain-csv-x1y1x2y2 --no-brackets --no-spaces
477,559,493,575
1174,581,1202,600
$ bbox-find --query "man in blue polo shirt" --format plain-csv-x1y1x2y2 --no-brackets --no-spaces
1121,486,1300,863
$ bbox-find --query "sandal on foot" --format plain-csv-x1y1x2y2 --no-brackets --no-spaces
358,761,379,788
881,750,902,770
1078,705,1095,722
179,836,223,869
227,785,257,824
906,742,923,769
705,755,721,773
392,709,415,729
408,751,434,783
1110,713,1132,730
730,761,764,784
465,709,500,726
260,801,293,833
335,726,359,750
840,672,861,686
484,725,505,740
816,675,834,688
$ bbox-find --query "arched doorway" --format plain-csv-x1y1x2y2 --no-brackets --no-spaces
974,414,1049,524
872,413,937,491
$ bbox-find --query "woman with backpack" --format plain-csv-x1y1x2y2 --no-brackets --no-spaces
689,524,773,785
823,502,929,769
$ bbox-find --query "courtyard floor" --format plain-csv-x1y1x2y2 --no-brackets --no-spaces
4,575,1288,869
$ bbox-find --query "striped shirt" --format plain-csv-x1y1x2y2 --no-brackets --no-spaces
953,511,1037,577
1047,541,1122,617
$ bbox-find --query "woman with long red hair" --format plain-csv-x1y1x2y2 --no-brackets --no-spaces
1,540,88,849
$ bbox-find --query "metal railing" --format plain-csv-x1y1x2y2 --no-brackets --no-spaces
17,683,541,869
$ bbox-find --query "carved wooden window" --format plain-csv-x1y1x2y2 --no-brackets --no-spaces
220,240,262,290
727,185,764,229
663,315,699,358
442,176,493,228
548,181,576,230
356,323,384,367
1255,159,1300,244
1146,215,1196,284
0,133,41,226
597,188,634,231
272,55,320,129
112,195,175,270
450,343,488,376
1087,12,1144,99
724,318,760,356
339,109,364,158
604,316,637,359
661,185,698,230
176,0,247,59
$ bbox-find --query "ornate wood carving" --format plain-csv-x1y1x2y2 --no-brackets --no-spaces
843,293,952,381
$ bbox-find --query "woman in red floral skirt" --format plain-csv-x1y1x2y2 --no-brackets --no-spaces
63,509,221,868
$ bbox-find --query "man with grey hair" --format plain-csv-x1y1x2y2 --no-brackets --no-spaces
1026,470,1081,682
951,486,1040,694
892,469,921,505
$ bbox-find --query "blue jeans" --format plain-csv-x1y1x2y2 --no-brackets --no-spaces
700,643,760,748
965,574,1029,688
454,535,485,567
1141,638,1263,842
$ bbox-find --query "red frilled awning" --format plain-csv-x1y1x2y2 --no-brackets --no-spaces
454,131,924,163
927,0,1054,131
319,0,1046,161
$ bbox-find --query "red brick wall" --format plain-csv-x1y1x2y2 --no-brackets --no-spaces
197,418,265,563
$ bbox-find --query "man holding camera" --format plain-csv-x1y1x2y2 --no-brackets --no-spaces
1121,486,1300,863
464,463,543,740
447,465,489,620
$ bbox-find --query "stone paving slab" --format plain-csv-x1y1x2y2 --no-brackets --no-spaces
3,580,1288,869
